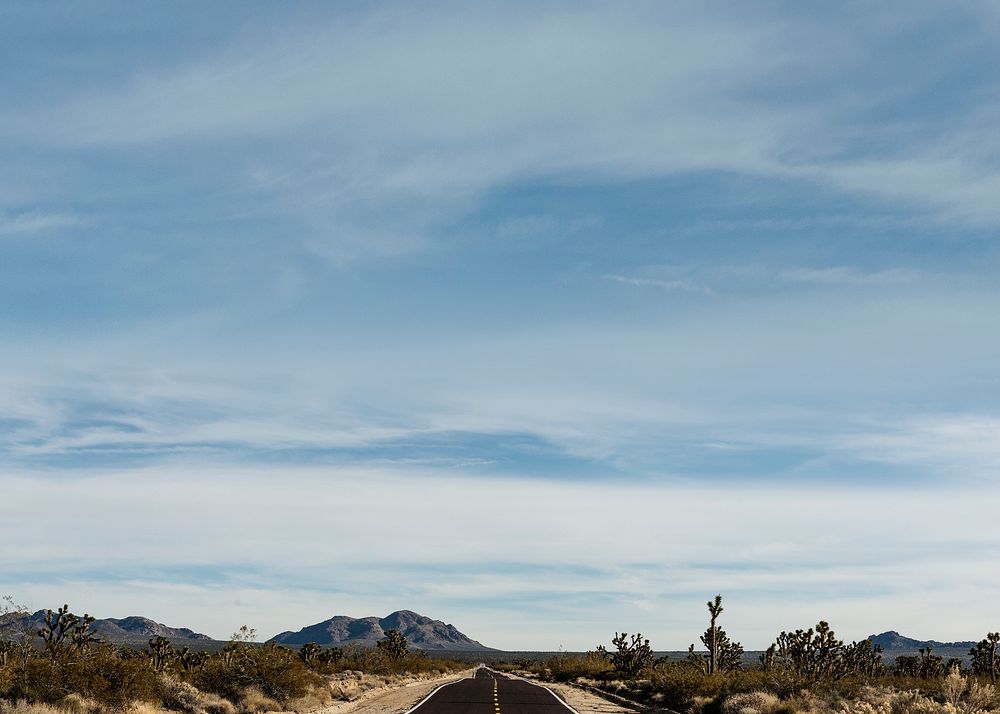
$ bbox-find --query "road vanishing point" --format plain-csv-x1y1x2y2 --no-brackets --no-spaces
406,668,579,714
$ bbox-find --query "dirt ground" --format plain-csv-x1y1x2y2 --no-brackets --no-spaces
531,680,638,714
311,669,475,714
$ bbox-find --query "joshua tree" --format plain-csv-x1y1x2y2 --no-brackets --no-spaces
945,657,964,674
895,655,920,677
71,614,99,650
597,632,654,678
688,595,743,674
841,639,886,679
706,595,723,675
376,629,409,660
176,646,208,672
773,621,844,681
148,636,174,672
38,604,100,657
298,642,322,664
319,646,344,665
759,644,777,671
715,629,745,673
38,604,77,653
918,646,944,679
971,632,1000,683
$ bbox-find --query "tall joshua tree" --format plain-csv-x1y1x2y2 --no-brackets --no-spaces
688,594,743,675
706,595,723,675
971,632,1000,683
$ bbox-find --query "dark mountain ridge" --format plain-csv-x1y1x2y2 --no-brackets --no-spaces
868,631,978,651
268,609,494,651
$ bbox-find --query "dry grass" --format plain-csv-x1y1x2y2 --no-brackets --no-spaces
0,702,72,714
283,685,332,714
323,671,433,703
157,678,236,714
236,689,280,714
720,691,782,714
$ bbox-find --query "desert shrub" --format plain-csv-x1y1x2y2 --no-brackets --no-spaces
720,691,781,714
539,653,612,682
236,688,279,714
315,644,465,677
157,677,226,714
193,646,320,704
12,645,158,711
158,678,198,713
638,665,802,712
0,701,78,714
65,647,159,712
967,679,999,711
839,687,940,714
283,683,332,713
643,665,716,710
941,667,966,708
331,646,381,675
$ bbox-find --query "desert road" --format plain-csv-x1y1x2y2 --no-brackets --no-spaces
406,668,578,714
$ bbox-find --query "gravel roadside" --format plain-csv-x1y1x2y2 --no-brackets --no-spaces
310,669,476,714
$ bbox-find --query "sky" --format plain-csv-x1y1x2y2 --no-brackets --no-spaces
2,0,1000,651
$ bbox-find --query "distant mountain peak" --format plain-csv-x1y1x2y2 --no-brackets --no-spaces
868,631,977,650
268,610,494,650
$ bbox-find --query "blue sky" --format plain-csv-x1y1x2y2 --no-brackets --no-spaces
3,1,1000,649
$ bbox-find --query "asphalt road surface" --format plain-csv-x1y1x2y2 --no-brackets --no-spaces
407,668,576,714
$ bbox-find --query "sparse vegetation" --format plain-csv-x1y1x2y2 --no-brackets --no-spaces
1,600,465,714
5,593,1000,714
500,595,1000,713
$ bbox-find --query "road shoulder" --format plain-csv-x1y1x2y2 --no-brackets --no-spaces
310,669,476,714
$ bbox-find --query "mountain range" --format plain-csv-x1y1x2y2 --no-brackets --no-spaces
868,631,977,657
2,610,212,645
4,611,973,656
1,608,492,651
268,610,494,650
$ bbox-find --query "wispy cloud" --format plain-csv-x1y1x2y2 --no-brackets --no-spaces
0,211,80,236
605,264,927,294
3,278,999,484
604,273,712,294
837,414,1000,477
778,266,924,286
3,0,999,264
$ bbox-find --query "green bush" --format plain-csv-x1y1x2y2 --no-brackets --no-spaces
14,645,159,711
544,653,613,682
193,645,321,703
